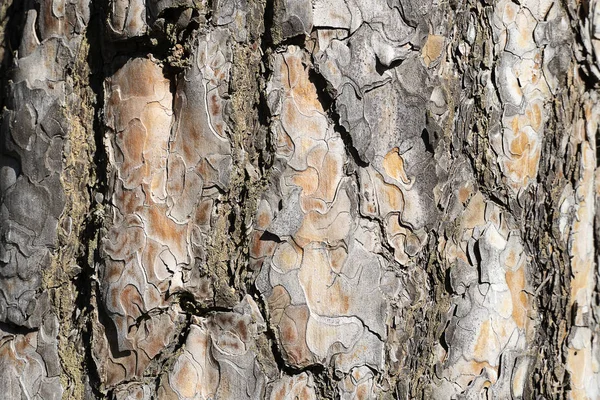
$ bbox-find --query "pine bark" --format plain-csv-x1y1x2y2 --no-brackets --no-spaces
0,0,598,399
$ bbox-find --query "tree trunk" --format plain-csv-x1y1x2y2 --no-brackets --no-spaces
0,0,598,398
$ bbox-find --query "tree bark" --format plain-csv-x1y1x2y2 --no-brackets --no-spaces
0,0,598,398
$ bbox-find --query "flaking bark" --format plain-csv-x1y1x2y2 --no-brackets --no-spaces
0,0,598,399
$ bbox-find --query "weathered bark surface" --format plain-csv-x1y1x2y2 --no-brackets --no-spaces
0,0,598,399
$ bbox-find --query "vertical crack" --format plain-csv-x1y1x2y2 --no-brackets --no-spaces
69,0,108,397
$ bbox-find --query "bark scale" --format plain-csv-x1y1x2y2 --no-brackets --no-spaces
0,0,598,399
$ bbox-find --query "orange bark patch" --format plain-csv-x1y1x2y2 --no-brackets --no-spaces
509,129,529,157
422,35,445,67
329,246,347,274
120,283,143,317
120,121,146,175
172,359,198,398
291,168,320,196
382,148,411,184
473,319,497,362
375,178,404,214
528,102,543,132
268,285,291,324
458,185,471,204
503,2,517,22
120,59,163,98
249,230,277,259
209,92,221,117
566,347,588,392
276,128,294,156
194,198,213,227
273,242,301,272
506,267,527,329
280,306,312,366
144,205,187,262
282,53,323,113
283,99,298,129
255,203,272,230
462,192,486,229
166,157,185,197
319,152,343,201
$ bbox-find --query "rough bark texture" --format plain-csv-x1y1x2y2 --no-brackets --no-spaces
0,0,598,399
